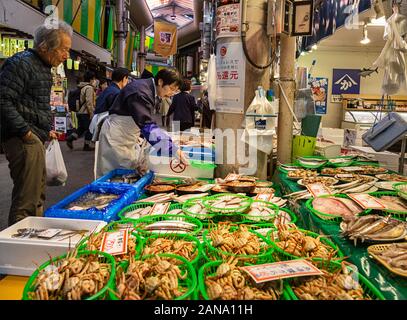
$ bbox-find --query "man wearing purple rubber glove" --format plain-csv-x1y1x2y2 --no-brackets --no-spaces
95,68,188,177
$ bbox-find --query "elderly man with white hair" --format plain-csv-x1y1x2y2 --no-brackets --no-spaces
0,21,73,226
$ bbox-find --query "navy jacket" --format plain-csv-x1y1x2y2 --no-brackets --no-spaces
95,82,120,114
167,92,197,124
109,78,177,155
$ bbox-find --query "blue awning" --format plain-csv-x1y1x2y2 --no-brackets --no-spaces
300,0,372,51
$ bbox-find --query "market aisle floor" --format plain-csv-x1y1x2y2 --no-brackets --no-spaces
0,138,95,231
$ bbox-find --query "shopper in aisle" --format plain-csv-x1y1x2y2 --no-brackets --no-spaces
90,68,130,141
141,68,154,79
167,79,198,131
66,71,97,151
96,78,109,97
0,21,72,226
95,68,189,177
198,90,214,129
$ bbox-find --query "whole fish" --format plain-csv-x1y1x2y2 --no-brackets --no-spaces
359,67,378,78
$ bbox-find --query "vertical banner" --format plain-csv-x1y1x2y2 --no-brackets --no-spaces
216,2,241,39
215,41,246,114
332,69,361,103
153,20,177,58
310,77,328,114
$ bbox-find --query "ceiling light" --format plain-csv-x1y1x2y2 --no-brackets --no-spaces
360,24,370,45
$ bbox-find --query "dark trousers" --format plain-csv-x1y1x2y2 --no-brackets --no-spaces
2,134,46,226
180,122,193,131
69,113,92,143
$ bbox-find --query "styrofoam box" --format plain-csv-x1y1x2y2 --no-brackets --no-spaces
147,155,215,179
349,146,406,172
0,217,106,276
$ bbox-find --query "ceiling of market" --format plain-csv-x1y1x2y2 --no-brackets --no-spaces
146,0,195,29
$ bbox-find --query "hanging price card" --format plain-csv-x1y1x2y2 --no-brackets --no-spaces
100,229,128,256
348,193,386,210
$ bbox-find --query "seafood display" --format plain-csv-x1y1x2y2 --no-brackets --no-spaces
183,199,211,219
373,195,407,212
203,258,284,300
145,184,175,194
136,193,175,203
115,255,190,300
205,223,269,262
255,181,274,188
66,193,119,210
135,216,200,235
287,169,318,179
311,197,363,219
332,178,378,194
334,174,376,183
322,166,387,176
244,201,278,222
26,250,113,300
376,174,407,182
12,228,88,241
108,173,141,184
203,194,252,214
142,237,199,262
211,185,230,193
328,157,355,166
271,227,340,260
225,181,256,193
251,187,275,195
289,262,372,300
368,243,407,277
375,181,400,191
297,177,338,187
340,215,407,244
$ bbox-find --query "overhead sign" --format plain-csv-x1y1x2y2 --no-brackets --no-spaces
154,20,177,58
215,41,246,114
332,69,360,102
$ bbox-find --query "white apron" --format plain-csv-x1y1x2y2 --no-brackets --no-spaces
95,114,144,178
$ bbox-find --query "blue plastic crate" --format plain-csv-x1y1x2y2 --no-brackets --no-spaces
92,170,154,193
44,183,140,222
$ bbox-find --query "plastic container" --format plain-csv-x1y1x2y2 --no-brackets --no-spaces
368,191,407,220
182,197,216,220
110,253,197,300
202,227,274,265
292,135,317,159
0,217,106,276
22,250,116,300
393,182,407,201
268,228,344,261
285,258,385,300
198,260,291,300
202,193,253,215
117,202,155,222
93,170,154,191
44,183,140,222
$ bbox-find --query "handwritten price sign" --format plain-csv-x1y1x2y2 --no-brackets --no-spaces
100,229,128,256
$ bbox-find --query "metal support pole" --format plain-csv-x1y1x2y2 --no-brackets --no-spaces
277,34,296,164
138,25,146,73
116,0,126,68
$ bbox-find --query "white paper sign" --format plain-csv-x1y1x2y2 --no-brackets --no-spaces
216,4,241,39
215,42,246,114
100,229,128,256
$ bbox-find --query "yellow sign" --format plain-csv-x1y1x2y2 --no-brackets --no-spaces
18,40,25,52
153,20,177,58
28,40,34,49
3,38,10,57
10,39,17,57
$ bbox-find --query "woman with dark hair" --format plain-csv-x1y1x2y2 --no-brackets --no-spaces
95,68,188,177
167,79,198,131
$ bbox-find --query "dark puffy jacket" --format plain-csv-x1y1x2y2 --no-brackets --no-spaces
0,49,52,143
167,91,197,124
95,82,120,114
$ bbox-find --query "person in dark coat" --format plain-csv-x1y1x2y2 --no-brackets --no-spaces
95,68,189,177
0,21,72,226
198,90,214,129
141,68,154,79
167,79,198,131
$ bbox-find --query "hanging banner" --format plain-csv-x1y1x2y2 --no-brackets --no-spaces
9,39,18,57
216,3,241,39
215,41,246,114
331,69,360,103
3,38,10,57
153,20,177,58
310,77,328,114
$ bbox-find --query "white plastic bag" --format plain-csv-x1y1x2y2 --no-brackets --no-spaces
46,139,68,186
241,88,276,154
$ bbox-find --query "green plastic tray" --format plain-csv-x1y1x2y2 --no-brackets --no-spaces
140,233,203,267
239,200,279,223
285,258,385,300
327,156,356,168
198,260,291,300
368,191,407,220
268,228,344,261
117,202,155,221
110,253,197,300
23,250,116,300
202,226,274,265
202,193,253,215
132,214,203,237
393,182,407,201
182,197,216,220
294,156,328,169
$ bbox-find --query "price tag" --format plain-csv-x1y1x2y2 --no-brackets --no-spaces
240,259,323,283
306,183,332,198
348,193,386,210
36,229,62,239
254,194,274,202
150,203,170,215
100,229,128,256
224,173,240,182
